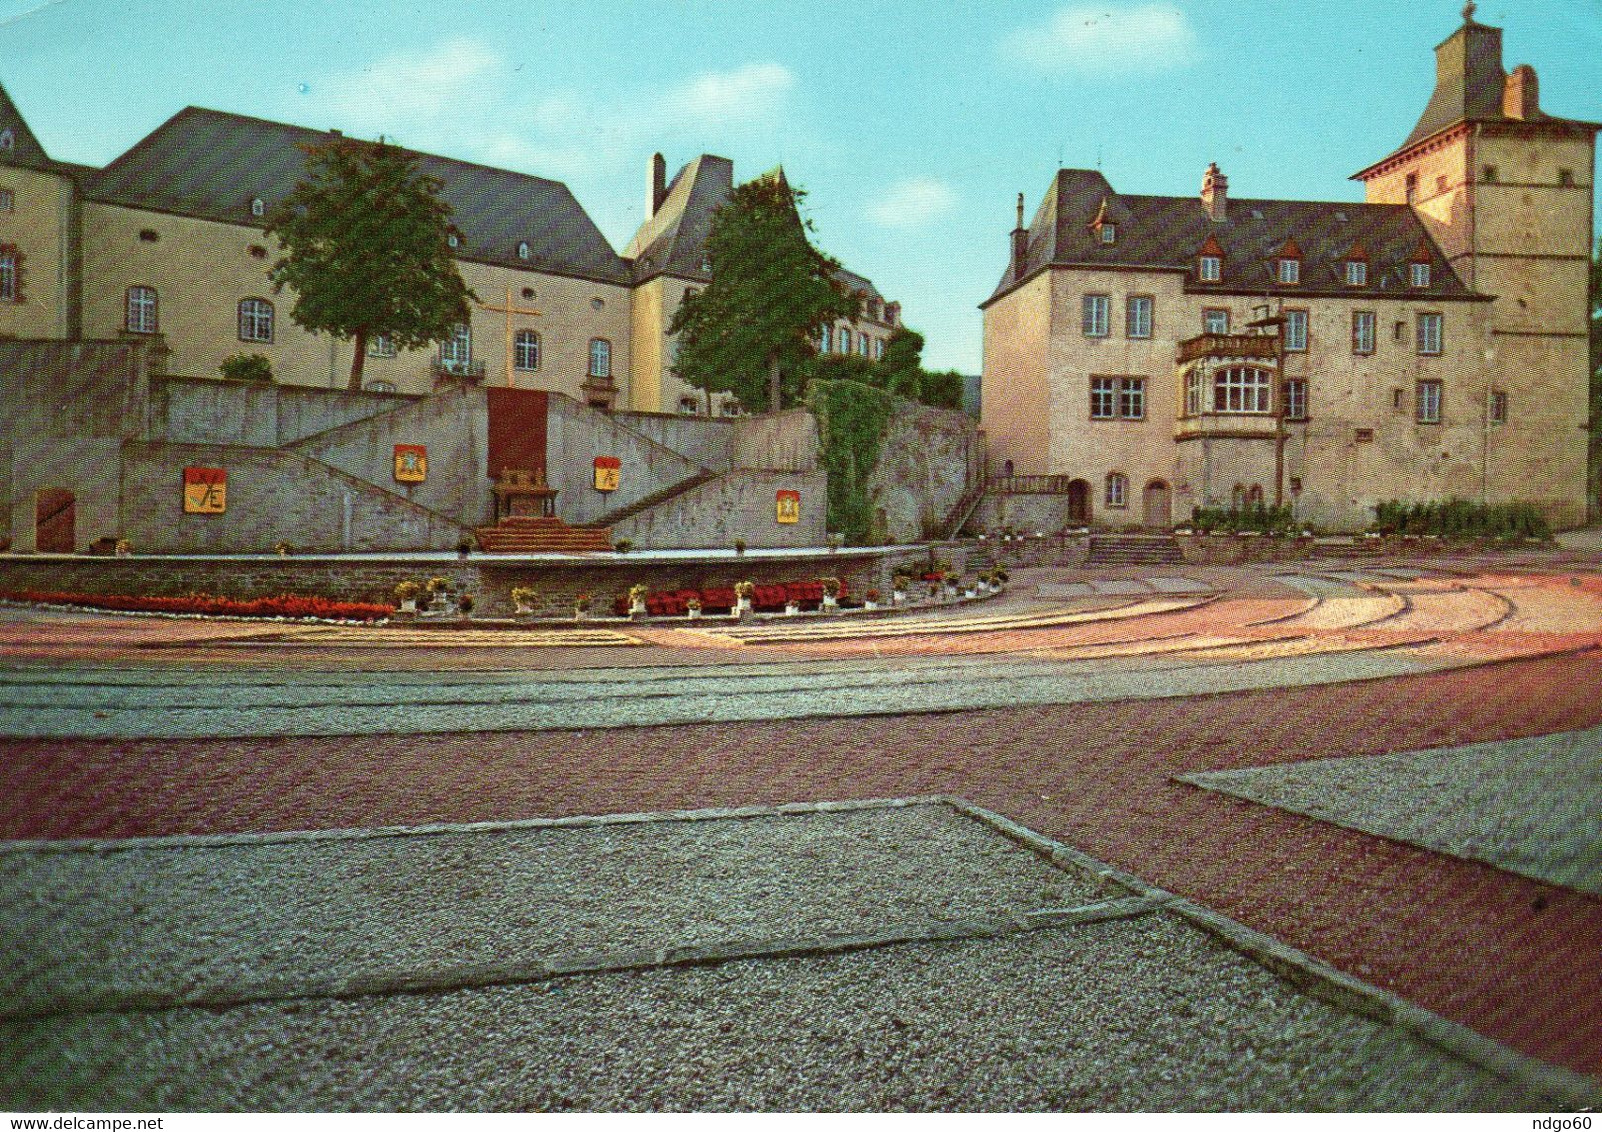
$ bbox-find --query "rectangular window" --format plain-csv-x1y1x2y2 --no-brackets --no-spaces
1490,389,1508,424
1099,224,1116,244
1284,378,1308,421
238,298,274,343
1410,262,1431,288
1284,309,1308,352
1416,379,1443,424
1126,295,1153,339
0,253,14,301
126,286,157,334
1198,255,1221,282
1105,474,1127,508
588,338,612,378
838,328,852,354
1214,367,1273,413
1345,261,1367,286
1203,308,1229,335
1119,377,1145,420
368,334,396,358
1090,376,1117,419
440,323,471,366
1185,371,1205,416
1082,294,1110,337
1352,310,1376,355
859,333,870,357
818,325,832,352
1278,259,1300,285
1416,312,1443,355
873,337,884,360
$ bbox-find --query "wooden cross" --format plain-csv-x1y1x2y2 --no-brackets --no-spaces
475,286,542,388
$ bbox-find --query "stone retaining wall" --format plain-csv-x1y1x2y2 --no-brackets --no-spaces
0,548,939,621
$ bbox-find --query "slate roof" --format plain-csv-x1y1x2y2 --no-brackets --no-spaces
1363,15,1600,174
985,168,1475,308
84,107,631,286
623,154,734,283
0,81,96,177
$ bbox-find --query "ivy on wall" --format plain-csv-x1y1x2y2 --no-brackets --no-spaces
805,378,894,545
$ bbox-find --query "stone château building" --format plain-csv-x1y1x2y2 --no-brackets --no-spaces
0,94,898,416
980,7,1597,531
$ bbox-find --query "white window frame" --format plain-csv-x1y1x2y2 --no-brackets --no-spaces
859,333,870,357
368,334,396,358
1214,366,1273,414
126,286,158,334
588,337,612,378
1345,260,1367,286
440,322,472,367
517,241,530,260
1105,472,1128,508
0,253,15,301
1203,308,1229,335
1352,310,1376,355
1284,309,1308,352
1198,255,1221,282
1099,223,1117,245
1416,379,1443,424
237,297,274,343
873,338,884,360
1089,377,1117,419
1278,259,1300,285
838,328,852,354
1185,370,1205,416
1284,378,1308,421
1082,293,1110,338
819,325,832,352
1119,377,1146,420
1410,262,1431,288
514,329,540,371
1416,312,1443,356
1126,295,1153,339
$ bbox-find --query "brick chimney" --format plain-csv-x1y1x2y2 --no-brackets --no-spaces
1503,64,1539,120
1010,193,1028,281
1201,162,1228,221
647,152,666,219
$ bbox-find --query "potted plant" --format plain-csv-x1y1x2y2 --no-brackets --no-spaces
863,588,881,611
944,570,961,599
892,573,910,605
615,538,634,555
457,592,476,616
425,575,452,612
574,592,592,622
734,538,747,557
393,579,423,614
827,533,843,554
962,577,978,599
456,538,473,559
820,577,842,612
274,541,293,557
510,585,537,616
628,583,650,618
734,580,755,617
114,539,132,558
784,596,801,615
686,596,703,620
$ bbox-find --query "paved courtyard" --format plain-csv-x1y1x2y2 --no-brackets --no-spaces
1,555,1599,1110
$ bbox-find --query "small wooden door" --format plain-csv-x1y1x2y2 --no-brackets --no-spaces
35,489,75,553
1067,479,1091,525
1143,481,1172,529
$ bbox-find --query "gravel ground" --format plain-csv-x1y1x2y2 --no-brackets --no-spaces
0,911,1568,1111
1179,725,1602,896
1,802,1104,1018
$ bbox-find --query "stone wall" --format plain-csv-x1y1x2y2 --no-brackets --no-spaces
120,442,469,554
969,492,1081,536
867,403,983,544
152,375,409,447
612,470,828,550
0,547,926,621
610,410,734,472
545,395,709,526
731,409,819,472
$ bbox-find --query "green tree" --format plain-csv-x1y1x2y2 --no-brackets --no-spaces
265,137,475,390
878,326,926,399
670,173,856,413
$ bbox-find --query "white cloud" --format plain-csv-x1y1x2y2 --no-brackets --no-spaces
313,38,505,144
868,178,957,229
669,62,796,125
1002,4,1197,73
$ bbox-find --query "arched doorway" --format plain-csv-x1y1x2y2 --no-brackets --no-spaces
1067,479,1091,526
1143,480,1172,529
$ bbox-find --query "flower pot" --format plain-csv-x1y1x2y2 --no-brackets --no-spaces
687,609,701,620
784,603,800,616
515,604,535,616
822,596,839,612
399,599,417,614
736,597,753,615
629,600,646,617
892,590,907,605
864,601,879,611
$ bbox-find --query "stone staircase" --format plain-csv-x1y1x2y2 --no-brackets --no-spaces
475,516,615,554
1087,533,1184,566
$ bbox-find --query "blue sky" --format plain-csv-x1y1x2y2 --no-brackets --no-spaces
2,0,1598,373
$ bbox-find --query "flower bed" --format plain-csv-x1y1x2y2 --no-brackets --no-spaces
610,579,850,618
0,590,394,622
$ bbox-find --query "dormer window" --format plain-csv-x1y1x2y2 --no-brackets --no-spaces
1099,223,1117,245
1277,258,1300,285
1345,261,1367,286
250,198,265,218
1199,255,1221,282
516,241,530,260
1410,262,1431,288
0,129,12,151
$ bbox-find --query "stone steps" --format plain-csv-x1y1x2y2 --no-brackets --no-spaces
1088,535,1184,566
475,517,614,554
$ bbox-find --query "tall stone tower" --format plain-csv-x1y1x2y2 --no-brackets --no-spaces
1353,3,1599,523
